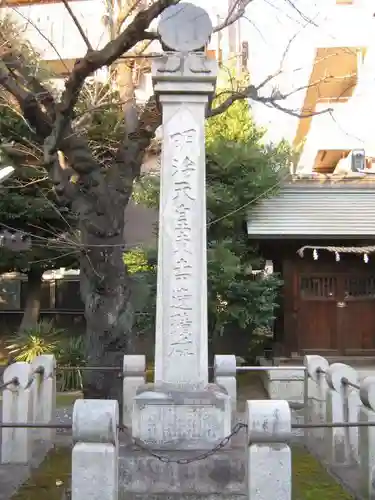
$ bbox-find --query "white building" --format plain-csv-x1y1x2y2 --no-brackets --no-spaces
1,0,243,99
245,0,375,174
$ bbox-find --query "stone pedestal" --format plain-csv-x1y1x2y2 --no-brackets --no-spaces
119,449,246,500
132,384,231,449
120,411,246,500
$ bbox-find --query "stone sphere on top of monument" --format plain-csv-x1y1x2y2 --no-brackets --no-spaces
158,3,213,53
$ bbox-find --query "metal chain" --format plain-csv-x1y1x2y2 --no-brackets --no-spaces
121,422,248,464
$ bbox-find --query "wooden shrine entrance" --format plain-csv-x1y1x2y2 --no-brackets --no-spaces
280,250,375,356
296,270,375,354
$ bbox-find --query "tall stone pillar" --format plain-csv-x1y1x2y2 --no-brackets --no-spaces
132,3,231,449
153,22,217,388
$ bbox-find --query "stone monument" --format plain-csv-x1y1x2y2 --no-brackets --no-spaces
132,2,232,450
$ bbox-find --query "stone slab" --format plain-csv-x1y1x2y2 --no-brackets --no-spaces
119,448,245,495
132,384,231,450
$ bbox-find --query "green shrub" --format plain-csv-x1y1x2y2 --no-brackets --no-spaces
5,320,62,362
5,321,86,392
55,336,85,392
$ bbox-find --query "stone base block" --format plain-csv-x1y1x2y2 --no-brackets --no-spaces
119,447,245,496
132,383,231,450
258,360,307,403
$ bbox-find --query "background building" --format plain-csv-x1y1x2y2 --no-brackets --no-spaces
245,0,375,359
245,0,375,174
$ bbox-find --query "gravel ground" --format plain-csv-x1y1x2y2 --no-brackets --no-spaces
55,407,73,434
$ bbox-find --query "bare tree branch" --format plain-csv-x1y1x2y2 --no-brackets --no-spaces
209,27,359,120
141,30,160,40
282,0,319,28
116,0,147,35
119,94,161,179
61,0,93,51
5,7,69,73
45,0,180,161
213,0,253,33
1,51,55,119
0,60,51,138
254,29,302,92
207,78,334,119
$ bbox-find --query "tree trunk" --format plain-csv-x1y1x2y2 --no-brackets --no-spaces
113,60,138,133
79,180,134,400
19,267,43,331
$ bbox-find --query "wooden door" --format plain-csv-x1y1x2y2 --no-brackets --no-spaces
297,274,339,352
297,272,375,354
340,274,375,354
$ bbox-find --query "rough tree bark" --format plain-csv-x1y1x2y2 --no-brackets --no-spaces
80,194,131,399
19,267,43,331
55,133,136,398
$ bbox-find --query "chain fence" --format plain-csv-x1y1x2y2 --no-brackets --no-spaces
2,363,375,500
2,418,375,464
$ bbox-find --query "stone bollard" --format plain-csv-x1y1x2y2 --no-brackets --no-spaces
72,399,119,500
359,375,375,498
122,355,146,427
247,400,291,500
32,354,56,442
325,362,358,465
1,362,33,463
214,355,237,412
304,355,329,442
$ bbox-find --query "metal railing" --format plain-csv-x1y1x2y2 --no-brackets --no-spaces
3,356,375,493
0,377,18,391
235,364,309,414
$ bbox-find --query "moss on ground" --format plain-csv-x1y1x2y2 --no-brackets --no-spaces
56,392,82,408
8,394,80,499
11,447,71,500
292,447,353,499
0,391,82,408
11,444,354,500
7,383,354,500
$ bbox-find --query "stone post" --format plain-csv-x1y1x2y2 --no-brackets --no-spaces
1,362,33,464
152,4,217,388
122,355,145,427
359,376,375,498
72,400,119,500
325,363,358,465
246,400,291,500
32,354,56,442
132,3,232,450
304,355,329,442
214,355,237,412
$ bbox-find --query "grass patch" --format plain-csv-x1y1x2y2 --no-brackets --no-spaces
8,425,353,500
0,391,82,408
292,447,353,499
56,392,82,408
11,447,71,500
